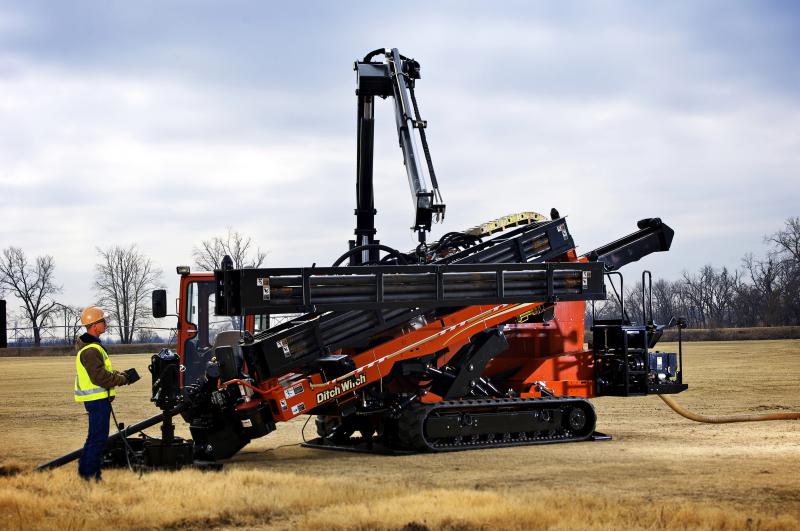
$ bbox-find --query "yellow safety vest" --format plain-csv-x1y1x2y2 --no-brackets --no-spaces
74,343,117,402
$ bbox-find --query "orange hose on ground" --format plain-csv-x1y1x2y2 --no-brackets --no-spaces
658,394,800,424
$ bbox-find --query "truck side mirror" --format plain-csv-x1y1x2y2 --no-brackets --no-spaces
152,289,168,318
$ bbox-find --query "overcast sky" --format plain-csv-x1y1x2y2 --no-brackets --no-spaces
1,1,798,319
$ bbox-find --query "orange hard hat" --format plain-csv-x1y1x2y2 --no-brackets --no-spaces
80,306,108,327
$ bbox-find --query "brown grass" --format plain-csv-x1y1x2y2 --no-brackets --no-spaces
0,462,22,477
1,340,799,530
1,468,797,530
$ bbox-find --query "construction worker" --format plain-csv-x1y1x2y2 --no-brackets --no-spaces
74,305,139,480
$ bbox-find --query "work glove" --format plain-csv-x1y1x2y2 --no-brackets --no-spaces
122,368,141,385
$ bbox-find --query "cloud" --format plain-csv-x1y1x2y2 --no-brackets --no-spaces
0,62,354,306
0,1,799,316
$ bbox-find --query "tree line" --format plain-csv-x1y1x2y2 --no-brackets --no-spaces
0,228,264,346
592,217,800,328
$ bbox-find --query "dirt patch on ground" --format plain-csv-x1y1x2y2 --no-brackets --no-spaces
0,463,21,477
1,340,798,529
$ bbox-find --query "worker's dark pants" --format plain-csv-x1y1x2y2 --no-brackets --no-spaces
78,398,110,480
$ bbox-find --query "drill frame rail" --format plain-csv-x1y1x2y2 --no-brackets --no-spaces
216,262,605,315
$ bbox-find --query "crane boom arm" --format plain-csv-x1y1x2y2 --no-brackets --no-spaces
352,48,445,262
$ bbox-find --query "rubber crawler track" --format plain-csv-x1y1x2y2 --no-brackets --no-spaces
395,396,597,452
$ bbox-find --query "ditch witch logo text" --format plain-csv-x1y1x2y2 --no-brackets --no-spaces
316,374,367,404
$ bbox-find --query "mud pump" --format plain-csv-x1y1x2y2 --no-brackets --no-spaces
38,48,690,471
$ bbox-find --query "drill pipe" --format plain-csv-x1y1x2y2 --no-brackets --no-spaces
271,278,581,300
34,401,189,471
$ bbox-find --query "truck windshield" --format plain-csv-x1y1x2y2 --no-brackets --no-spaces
184,281,241,385
186,281,240,346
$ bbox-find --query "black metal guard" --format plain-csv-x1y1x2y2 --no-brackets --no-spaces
604,271,628,324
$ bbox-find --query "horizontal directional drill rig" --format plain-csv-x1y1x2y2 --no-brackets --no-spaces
39,49,689,471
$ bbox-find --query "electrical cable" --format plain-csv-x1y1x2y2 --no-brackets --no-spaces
108,398,135,472
300,415,312,444
658,394,800,423
262,442,302,452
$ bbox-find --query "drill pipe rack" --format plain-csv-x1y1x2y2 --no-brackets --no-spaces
216,262,605,314
219,219,575,316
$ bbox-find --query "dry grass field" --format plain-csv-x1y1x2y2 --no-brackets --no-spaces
1,340,799,530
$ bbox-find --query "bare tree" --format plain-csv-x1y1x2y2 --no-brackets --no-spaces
731,282,763,327
136,327,160,343
681,267,709,327
742,252,781,326
0,247,61,346
768,217,800,325
777,264,800,326
622,280,645,324
50,303,85,344
193,227,266,271
769,217,800,263
652,279,680,324
707,266,739,327
94,245,163,344
681,265,740,328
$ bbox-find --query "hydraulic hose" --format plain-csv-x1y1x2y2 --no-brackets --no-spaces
658,394,800,424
